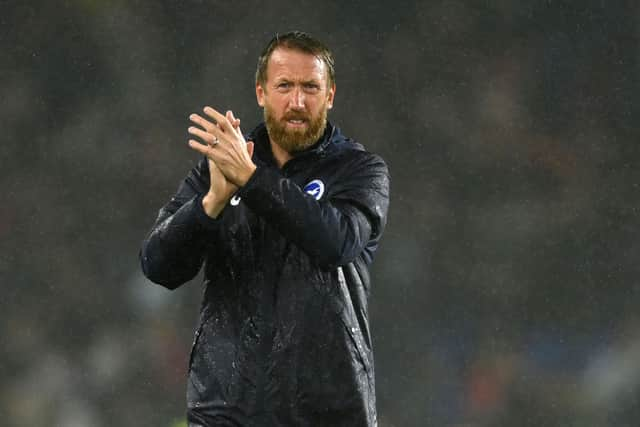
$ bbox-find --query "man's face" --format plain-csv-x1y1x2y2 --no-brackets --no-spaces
256,47,336,154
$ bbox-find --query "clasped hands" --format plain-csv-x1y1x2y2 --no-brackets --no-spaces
188,106,257,218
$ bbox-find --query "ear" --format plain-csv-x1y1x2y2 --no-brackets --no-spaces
256,83,266,107
326,83,336,110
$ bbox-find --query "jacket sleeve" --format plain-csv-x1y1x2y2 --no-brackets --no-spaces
237,152,390,269
139,158,221,289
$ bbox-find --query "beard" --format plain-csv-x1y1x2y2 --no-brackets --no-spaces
263,104,328,154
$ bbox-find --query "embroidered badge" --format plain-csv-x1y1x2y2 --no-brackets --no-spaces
303,179,325,200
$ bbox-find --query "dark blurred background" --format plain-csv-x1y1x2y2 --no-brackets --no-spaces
2,1,639,426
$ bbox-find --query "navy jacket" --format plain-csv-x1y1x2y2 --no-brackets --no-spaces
140,122,390,426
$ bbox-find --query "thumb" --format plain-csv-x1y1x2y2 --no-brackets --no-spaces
246,141,254,157
207,157,218,171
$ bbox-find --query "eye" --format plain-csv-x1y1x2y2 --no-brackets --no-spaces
304,83,320,92
276,82,291,90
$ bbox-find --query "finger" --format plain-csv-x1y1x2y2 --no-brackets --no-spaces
188,126,219,146
235,121,243,137
214,121,227,140
227,111,242,132
246,141,254,157
221,110,248,151
227,110,240,125
189,113,218,133
188,139,211,156
204,106,235,134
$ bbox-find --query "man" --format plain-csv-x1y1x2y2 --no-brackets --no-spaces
140,31,390,426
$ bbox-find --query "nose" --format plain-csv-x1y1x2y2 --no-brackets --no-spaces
290,87,305,110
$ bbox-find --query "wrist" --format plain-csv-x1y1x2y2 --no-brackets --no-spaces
202,192,227,218
237,163,257,187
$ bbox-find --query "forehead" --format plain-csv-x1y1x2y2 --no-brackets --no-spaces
266,47,327,82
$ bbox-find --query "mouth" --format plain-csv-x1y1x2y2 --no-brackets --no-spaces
284,118,308,128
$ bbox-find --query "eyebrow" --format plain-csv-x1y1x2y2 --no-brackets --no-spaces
274,78,321,85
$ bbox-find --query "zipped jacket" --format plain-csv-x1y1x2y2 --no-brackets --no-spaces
140,122,390,426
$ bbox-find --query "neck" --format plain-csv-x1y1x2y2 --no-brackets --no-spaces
269,139,293,169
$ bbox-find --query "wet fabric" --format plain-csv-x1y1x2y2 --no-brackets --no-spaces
140,123,390,426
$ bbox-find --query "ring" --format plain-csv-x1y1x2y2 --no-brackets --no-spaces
211,137,219,145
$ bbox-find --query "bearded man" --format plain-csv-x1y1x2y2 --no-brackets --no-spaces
140,31,390,427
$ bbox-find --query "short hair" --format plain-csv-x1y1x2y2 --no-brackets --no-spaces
255,31,335,89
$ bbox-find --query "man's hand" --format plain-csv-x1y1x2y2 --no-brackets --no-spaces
188,109,255,218
188,107,257,187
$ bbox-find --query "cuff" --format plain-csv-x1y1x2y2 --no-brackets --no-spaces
238,165,264,196
192,193,223,231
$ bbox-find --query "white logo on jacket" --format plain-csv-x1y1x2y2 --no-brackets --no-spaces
303,179,325,200
230,195,241,206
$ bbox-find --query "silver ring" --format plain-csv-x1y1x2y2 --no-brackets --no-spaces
211,137,219,145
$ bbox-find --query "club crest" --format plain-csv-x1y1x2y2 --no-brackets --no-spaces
303,179,325,200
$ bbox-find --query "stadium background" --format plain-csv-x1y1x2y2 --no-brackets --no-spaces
2,1,639,426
